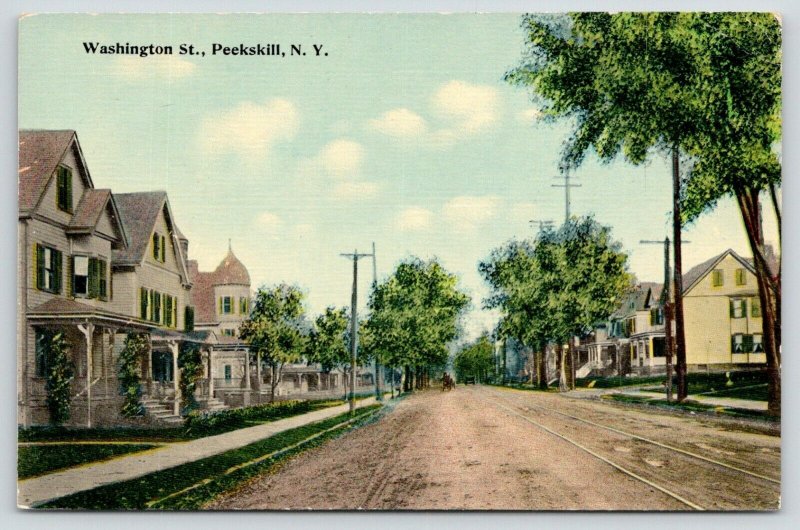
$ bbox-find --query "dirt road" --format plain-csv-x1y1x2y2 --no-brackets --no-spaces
207,386,780,511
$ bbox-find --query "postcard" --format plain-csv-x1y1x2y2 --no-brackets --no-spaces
17,12,781,511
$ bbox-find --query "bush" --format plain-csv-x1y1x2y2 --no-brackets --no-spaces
183,400,312,436
118,333,147,417
45,331,74,425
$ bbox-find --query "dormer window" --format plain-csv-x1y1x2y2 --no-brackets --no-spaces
56,166,73,212
152,232,166,262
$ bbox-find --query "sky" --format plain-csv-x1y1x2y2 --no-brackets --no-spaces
18,13,780,340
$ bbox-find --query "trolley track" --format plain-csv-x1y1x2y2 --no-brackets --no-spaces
478,387,780,511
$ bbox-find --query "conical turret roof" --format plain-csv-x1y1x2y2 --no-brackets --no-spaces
213,246,251,286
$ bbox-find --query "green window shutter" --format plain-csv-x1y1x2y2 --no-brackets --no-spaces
184,306,194,332
99,260,107,299
731,336,735,353
160,235,166,262
66,169,72,211
153,233,159,260
140,287,147,319
149,290,154,321
218,297,222,314
752,298,761,317
35,244,44,290
173,297,178,328
743,335,754,353
729,299,734,318
67,255,74,296
53,250,63,294
87,258,98,298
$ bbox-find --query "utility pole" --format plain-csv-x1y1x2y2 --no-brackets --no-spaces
671,149,688,401
372,241,382,401
641,236,690,402
552,170,582,223
340,249,373,413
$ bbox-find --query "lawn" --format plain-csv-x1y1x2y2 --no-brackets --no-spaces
578,370,769,397
19,443,159,479
19,397,348,444
603,393,775,420
38,404,383,510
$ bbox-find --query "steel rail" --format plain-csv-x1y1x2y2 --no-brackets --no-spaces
488,388,780,485
487,397,705,511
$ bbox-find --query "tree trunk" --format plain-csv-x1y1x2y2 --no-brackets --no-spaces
557,342,568,392
501,339,507,385
736,187,781,416
538,345,548,390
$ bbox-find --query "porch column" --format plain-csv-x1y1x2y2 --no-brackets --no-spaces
256,351,262,391
77,322,95,428
208,348,215,398
169,341,180,416
244,349,251,390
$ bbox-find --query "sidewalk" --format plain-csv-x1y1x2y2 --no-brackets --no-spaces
624,389,768,411
18,397,382,508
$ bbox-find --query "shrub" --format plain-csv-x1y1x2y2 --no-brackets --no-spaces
45,331,74,425
119,333,148,417
183,400,311,436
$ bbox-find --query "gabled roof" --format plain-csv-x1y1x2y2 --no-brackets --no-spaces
19,129,93,214
66,189,129,246
682,249,756,295
112,191,191,285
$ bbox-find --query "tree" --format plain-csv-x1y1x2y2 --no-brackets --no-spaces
506,13,781,412
454,334,495,384
364,258,470,392
239,284,308,402
43,330,74,425
482,217,631,391
306,306,351,397
118,332,147,418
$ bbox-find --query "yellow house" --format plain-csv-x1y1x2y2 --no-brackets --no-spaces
682,249,766,368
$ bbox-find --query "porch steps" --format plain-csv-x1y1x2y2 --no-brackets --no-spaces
197,396,228,413
140,398,183,426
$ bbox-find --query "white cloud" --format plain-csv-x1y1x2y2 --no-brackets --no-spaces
443,195,502,229
254,211,284,235
199,99,298,163
518,107,543,123
395,207,434,232
316,139,364,178
332,181,381,201
432,80,498,133
368,108,428,138
113,55,197,80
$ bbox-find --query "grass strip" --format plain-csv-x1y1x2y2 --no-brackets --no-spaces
603,393,776,420
18,444,159,479
38,404,382,510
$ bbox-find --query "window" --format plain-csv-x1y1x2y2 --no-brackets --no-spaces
239,297,249,315
649,308,664,326
751,297,762,318
732,334,744,353
711,269,724,287
222,328,236,337
753,334,764,353
732,334,755,354
152,351,173,382
220,296,233,314
72,256,89,296
730,298,746,319
35,328,51,377
35,244,62,294
56,166,72,212
224,365,232,381
735,268,747,286
152,233,166,262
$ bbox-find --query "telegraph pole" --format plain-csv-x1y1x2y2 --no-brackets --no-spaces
340,249,373,413
552,170,582,223
671,149,688,401
641,237,690,402
372,241,383,401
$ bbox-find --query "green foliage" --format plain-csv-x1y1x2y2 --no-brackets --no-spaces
178,342,204,414
118,333,148,418
18,443,157,479
454,334,495,383
40,405,382,509
183,399,311,437
481,216,632,348
506,12,781,222
239,284,309,397
44,331,74,425
306,306,350,372
363,257,470,373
